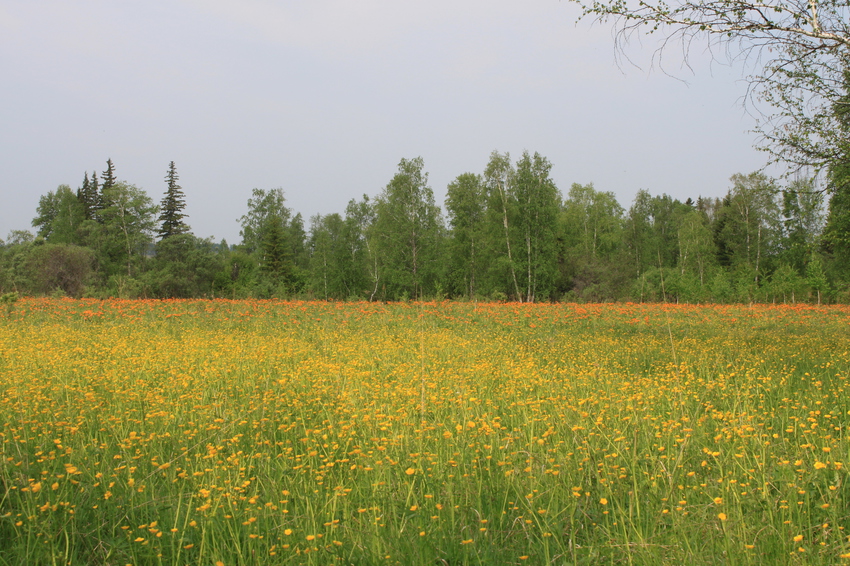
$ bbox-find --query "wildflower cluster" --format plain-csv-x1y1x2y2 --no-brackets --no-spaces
1,299,848,564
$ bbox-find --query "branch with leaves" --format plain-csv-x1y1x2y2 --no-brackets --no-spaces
576,0,850,179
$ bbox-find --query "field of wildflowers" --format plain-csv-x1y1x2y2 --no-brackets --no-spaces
1,299,848,565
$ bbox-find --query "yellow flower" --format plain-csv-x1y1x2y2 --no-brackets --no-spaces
405,468,416,476
718,513,727,521
599,498,608,505
793,535,803,542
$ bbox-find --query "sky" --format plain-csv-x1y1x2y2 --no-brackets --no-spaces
0,1,772,244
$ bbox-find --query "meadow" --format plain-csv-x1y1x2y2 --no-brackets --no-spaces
0,299,848,565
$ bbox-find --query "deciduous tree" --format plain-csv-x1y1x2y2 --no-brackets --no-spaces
445,172,486,299
373,157,444,300
32,185,85,244
98,181,157,279
512,151,562,302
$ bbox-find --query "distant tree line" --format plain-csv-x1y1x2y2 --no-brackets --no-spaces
1,151,848,303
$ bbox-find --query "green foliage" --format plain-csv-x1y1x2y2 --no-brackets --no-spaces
373,157,444,300
445,172,486,299
21,243,95,297
766,263,807,303
806,253,830,304
676,209,717,287
822,181,850,280
144,234,224,298
779,177,824,272
713,173,781,286
511,151,562,302
259,213,293,293
561,183,625,298
287,213,309,293
482,151,521,300
340,196,379,300
96,181,158,279
157,161,190,239
238,188,291,255
0,292,18,316
10,151,850,301
32,185,86,244
101,158,117,192
308,213,360,300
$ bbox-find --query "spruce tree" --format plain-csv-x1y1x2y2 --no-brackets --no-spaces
260,215,292,288
89,172,101,222
157,161,190,239
97,160,116,223
76,172,93,220
101,159,117,191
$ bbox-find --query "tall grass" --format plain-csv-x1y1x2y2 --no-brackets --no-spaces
1,299,848,564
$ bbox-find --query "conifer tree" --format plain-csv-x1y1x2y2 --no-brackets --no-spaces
102,159,117,192
89,171,100,221
96,161,117,222
76,172,91,219
260,214,293,289
157,161,190,239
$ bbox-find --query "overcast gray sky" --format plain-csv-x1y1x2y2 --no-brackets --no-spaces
1,0,770,244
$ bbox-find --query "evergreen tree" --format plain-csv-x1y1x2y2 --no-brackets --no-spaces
101,159,117,193
89,172,101,222
157,161,190,239
260,215,292,289
287,212,309,291
76,172,94,221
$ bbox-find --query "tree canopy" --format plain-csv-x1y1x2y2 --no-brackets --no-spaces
4,152,849,302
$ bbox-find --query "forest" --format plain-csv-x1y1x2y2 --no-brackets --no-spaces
1,150,847,303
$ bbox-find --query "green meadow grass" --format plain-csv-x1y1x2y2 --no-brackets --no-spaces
1,299,848,565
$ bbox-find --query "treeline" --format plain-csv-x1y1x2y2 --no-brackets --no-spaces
2,151,849,303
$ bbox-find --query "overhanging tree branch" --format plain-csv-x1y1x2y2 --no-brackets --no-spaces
575,0,850,181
